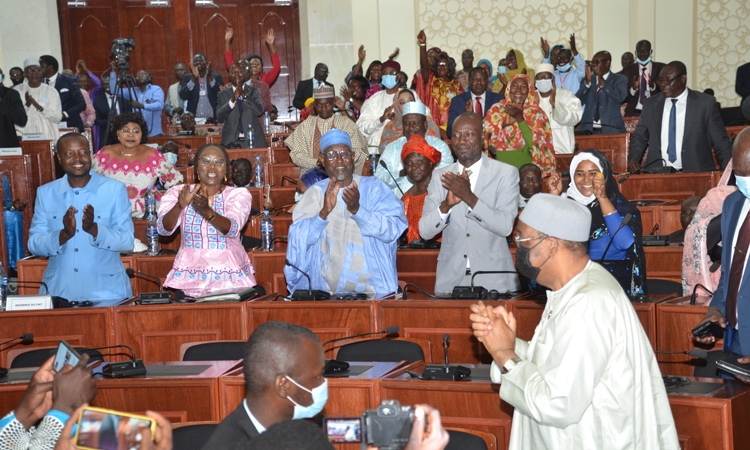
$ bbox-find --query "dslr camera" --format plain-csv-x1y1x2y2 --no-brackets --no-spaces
325,400,415,450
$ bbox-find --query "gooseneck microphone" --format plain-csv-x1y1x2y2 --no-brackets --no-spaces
86,344,147,378
443,334,450,373
0,333,34,377
598,213,633,263
284,259,331,300
378,160,405,197
126,268,171,304
420,333,471,381
654,349,708,359
321,325,400,348
322,325,400,375
690,283,714,306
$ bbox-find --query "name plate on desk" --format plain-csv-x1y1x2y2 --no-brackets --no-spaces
0,148,22,156
22,133,45,141
6,295,53,311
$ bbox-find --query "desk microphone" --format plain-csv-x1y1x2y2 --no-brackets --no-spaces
443,334,450,373
86,344,147,378
14,280,50,294
284,259,331,300
654,349,708,359
690,283,714,306
641,158,676,174
378,160,405,197
0,333,35,377
451,271,518,299
400,283,435,300
321,325,400,375
420,333,470,381
126,268,171,304
598,213,633,263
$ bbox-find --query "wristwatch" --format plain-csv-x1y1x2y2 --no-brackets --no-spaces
501,357,523,374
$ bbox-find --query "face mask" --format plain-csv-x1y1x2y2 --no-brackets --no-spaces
557,63,571,72
497,66,507,75
515,236,550,281
535,79,553,93
164,152,178,166
0,74,3,84
382,74,398,89
637,56,651,65
736,175,750,199
286,376,328,419
294,191,302,203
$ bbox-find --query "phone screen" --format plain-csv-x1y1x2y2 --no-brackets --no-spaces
325,417,362,443
76,408,154,450
53,341,80,372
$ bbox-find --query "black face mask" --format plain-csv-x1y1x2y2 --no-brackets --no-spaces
515,236,549,281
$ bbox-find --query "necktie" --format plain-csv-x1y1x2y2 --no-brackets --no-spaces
236,95,243,123
474,97,482,116
44,78,50,85
639,66,648,105
593,80,601,122
725,208,750,328
667,99,677,163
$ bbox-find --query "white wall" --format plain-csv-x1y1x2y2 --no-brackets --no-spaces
0,0,63,72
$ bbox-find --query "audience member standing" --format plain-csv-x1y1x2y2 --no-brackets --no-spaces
39,55,86,132
358,59,406,147
534,63,582,154
14,58,62,141
110,70,164,137
576,51,627,134
165,62,188,119
293,63,333,110
0,68,27,148
180,53,223,121
621,40,667,117
447,67,504,138
216,63,267,148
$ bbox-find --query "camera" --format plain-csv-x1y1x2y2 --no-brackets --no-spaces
325,400,415,450
110,38,135,71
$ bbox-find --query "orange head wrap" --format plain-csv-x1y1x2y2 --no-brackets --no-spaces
401,134,441,165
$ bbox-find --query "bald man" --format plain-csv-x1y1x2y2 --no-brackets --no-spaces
201,321,327,449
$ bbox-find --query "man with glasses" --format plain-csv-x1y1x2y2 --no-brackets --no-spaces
216,63,266,148
628,60,732,173
469,193,679,450
285,129,406,296
286,85,368,175
420,112,520,295
575,51,627,135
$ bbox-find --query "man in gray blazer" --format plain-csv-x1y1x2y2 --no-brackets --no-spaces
420,112,519,295
628,61,732,173
216,63,267,148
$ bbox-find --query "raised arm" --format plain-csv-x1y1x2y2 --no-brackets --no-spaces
417,30,431,85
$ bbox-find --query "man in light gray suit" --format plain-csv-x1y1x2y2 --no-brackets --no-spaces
216,63,267,148
420,112,519,295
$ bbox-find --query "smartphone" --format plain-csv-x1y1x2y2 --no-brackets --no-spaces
53,340,81,372
324,417,362,444
691,321,723,338
75,407,155,450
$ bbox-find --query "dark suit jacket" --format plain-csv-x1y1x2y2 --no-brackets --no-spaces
576,72,628,134
620,61,667,116
216,85,268,148
93,91,131,147
54,74,86,131
179,73,223,118
0,85,27,148
736,61,750,103
292,78,334,110
447,89,504,138
711,191,750,355
200,403,260,450
628,89,732,172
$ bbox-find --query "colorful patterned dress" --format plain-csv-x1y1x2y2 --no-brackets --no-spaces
157,185,256,297
414,72,464,131
93,148,183,218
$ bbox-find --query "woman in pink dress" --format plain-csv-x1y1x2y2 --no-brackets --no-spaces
94,112,183,218
157,143,256,297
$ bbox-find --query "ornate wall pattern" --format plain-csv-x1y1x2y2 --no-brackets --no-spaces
695,0,750,106
417,0,589,77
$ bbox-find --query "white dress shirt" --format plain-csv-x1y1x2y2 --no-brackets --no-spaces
471,91,486,116
660,88,688,170
243,399,266,434
629,61,654,110
585,72,610,128
439,158,482,269
729,197,750,326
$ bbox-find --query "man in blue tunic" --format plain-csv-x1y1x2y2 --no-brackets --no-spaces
28,133,134,303
285,129,407,296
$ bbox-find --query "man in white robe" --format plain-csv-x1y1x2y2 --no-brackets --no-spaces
470,193,679,450
534,63,582,155
14,58,62,141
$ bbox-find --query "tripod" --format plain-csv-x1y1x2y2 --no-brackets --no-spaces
102,64,141,147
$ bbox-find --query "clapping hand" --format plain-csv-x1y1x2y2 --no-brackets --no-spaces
342,180,360,215
177,184,198,210
82,204,97,238
319,178,339,220
60,206,76,245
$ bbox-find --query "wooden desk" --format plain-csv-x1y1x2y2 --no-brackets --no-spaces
656,297,716,376
573,134,629,173
0,361,241,422
618,172,718,202
644,245,683,281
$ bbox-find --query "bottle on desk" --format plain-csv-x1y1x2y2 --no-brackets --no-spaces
247,124,255,148
254,156,264,188
0,262,6,311
145,187,160,256
261,211,274,251
263,111,271,134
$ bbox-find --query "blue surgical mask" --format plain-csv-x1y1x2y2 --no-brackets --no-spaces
736,175,750,199
286,376,328,419
164,152,178,166
497,66,507,75
557,63,571,72
382,74,397,89
294,191,302,203
0,74,3,84
637,57,652,65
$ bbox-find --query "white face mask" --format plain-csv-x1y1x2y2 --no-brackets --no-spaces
535,78,553,93
164,152,178,166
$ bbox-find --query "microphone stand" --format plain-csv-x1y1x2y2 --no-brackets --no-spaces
285,259,331,300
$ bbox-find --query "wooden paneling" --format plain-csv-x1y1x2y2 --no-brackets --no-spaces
656,298,714,376
59,3,120,74
618,172,718,203
0,155,39,254
573,134,629,173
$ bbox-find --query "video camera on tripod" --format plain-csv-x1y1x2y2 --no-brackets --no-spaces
110,38,135,72
102,37,139,146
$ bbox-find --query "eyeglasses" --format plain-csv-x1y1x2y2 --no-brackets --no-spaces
437,62,448,66
324,150,353,161
198,157,226,166
119,128,142,135
657,73,685,86
514,234,548,244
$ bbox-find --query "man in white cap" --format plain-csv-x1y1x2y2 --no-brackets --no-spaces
13,57,62,141
285,129,407,296
534,63,582,154
285,84,368,175
469,193,679,450
376,101,453,198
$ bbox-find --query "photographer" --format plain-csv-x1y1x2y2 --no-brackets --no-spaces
0,354,97,449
